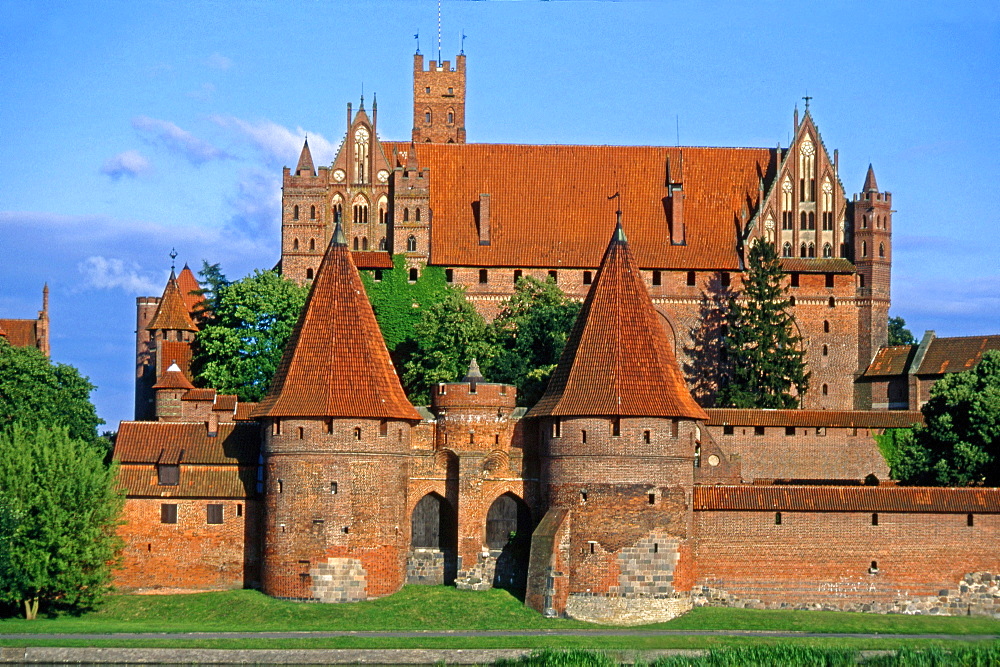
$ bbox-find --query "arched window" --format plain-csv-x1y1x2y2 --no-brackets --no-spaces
424,109,432,124
782,242,792,257
333,202,343,223
879,242,885,258
862,241,868,257
354,126,370,183
362,237,368,251
310,205,316,220
353,237,359,250
479,268,488,284
353,198,369,225
823,242,832,258
808,212,815,230
447,109,455,124
309,238,315,251
781,178,793,229
292,238,299,251
862,215,868,229
378,197,387,225
808,243,816,258
293,205,299,220
828,296,836,308
379,237,386,251
800,212,808,230
403,207,409,222
822,384,829,396
822,344,828,356
415,208,421,222
407,235,417,252
824,320,830,333
800,243,807,258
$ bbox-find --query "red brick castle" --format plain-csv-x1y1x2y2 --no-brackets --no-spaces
114,52,1000,623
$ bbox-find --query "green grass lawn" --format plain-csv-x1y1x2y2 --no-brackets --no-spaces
0,586,997,652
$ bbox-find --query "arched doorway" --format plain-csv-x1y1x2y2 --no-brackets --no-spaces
410,492,457,585
486,493,532,597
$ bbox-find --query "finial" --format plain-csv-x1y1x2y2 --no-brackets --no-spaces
332,220,347,247
169,248,177,272
608,191,624,240
463,357,484,382
414,31,420,55
461,30,466,55
437,0,442,63
802,94,812,110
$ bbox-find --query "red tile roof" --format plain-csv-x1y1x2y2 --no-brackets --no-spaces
694,485,1000,513
863,164,879,192
234,402,258,421
115,421,259,465
213,394,238,413
117,464,255,499
176,265,203,317
527,223,708,420
704,409,924,429
0,319,39,348
385,143,775,270
350,251,394,269
148,273,198,332
779,258,854,274
182,388,217,401
152,364,195,390
158,340,193,380
862,345,916,378
917,335,1000,376
252,226,421,420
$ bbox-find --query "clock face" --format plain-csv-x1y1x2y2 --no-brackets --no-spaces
377,169,389,183
333,169,346,183
355,127,369,141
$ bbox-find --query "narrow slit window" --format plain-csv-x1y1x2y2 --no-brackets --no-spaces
583,270,592,285
611,418,621,437
445,268,454,283
775,512,782,525
968,514,974,527
687,270,696,286
479,269,488,284
581,429,587,443
514,269,523,283
652,270,661,286
642,430,651,444
648,493,656,505
872,513,879,526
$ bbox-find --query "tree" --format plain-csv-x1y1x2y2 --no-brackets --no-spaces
0,338,103,444
486,276,582,406
191,260,230,326
888,315,917,346
891,350,1000,486
717,238,810,408
191,270,309,402
0,424,123,619
402,288,494,404
358,255,449,352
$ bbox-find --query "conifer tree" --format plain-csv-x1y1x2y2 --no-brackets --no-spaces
717,238,809,408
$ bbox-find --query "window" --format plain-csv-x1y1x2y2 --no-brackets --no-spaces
828,296,836,308
373,269,382,282
479,269,488,284
824,320,830,333
447,110,454,124
379,238,386,250
800,212,808,230
310,205,316,220
816,427,826,436
580,490,588,503
652,270,661,286
859,274,866,288
754,426,765,436
207,504,223,524
445,268,454,283
869,560,879,573
789,296,796,306
775,512,782,525
158,464,179,486
309,238,315,251
968,513,975,527
723,425,734,435
277,479,283,493
548,270,558,282
862,241,868,257
686,270,696,286
425,111,432,124
642,430,651,444
782,242,792,258
354,127,370,183
415,208,421,222
583,271,592,285
808,212,815,230
305,268,314,281
409,268,418,282
362,237,368,250
871,513,879,526
822,384,829,396
800,243,807,258
403,208,409,222
822,344,828,356
552,420,561,438
648,493,656,505
671,419,679,438
611,418,621,437
694,444,701,468
333,202,343,223
879,243,885,258
720,272,730,287
823,243,833,259
297,426,304,440
353,237,359,250
293,205,299,220
785,426,795,436
581,429,587,443
160,504,177,524
292,238,299,251
862,215,868,229
379,420,388,437
514,269,523,282
790,273,799,288
824,273,835,288
808,243,816,258
237,504,243,517
425,87,430,94
407,235,417,252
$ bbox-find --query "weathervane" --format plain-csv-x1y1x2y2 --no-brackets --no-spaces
414,31,420,55
461,30,467,55
802,95,812,110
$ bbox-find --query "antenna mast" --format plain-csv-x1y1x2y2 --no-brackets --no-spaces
437,0,442,63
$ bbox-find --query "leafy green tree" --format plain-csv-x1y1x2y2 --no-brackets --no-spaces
888,315,917,346
358,255,450,352
487,276,581,406
402,288,494,404
0,424,123,619
192,261,230,326
717,238,810,408
0,338,103,443
191,270,309,402
891,350,1000,486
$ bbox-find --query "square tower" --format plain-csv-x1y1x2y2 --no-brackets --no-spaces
413,53,466,144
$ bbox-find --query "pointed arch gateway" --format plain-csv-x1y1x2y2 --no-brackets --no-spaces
410,492,458,585
485,492,533,595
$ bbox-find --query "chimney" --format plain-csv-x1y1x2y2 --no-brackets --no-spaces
667,154,685,245
478,193,491,245
207,412,219,437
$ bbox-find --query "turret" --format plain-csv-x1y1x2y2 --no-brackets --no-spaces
153,361,194,422
281,138,327,285
412,52,466,144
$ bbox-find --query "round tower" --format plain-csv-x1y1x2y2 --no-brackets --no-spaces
851,165,892,384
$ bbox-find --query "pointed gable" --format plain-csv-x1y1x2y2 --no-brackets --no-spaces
296,138,316,177
153,362,196,390
148,272,198,332
863,164,879,192
252,225,421,421
527,222,708,420
176,264,202,317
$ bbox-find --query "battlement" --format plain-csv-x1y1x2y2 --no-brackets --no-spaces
432,380,517,411
414,53,466,73
854,191,891,203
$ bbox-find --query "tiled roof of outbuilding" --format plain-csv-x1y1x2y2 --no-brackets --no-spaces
917,335,1000,376
152,363,195,390
694,485,1000,513
779,258,855,274
351,251,394,269
862,345,916,378
527,223,708,420
114,421,259,465
148,273,197,332
252,226,421,420
0,319,39,348
158,341,193,379
704,409,923,429
117,465,255,499
385,143,776,270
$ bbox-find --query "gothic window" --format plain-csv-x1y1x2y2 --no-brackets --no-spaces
447,109,454,124
799,139,816,202
310,205,316,220
333,202,343,223
306,268,313,280
354,127,370,183
800,212,808,230
293,205,299,220
424,109,432,124
822,383,829,395
822,344,828,356
353,237,359,250
292,238,299,251
782,242,792,257
823,242,832,258
808,243,816,258
403,207,409,222
862,241,868,257
362,237,368,251
781,178,793,230
353,198,369,225
808,212,815,230
379,205,387,226
822,181,834,230
824,320,830,333
800,243,807,258
379,237,386,251
407,235,417,252
309,238,315,251
879,243,885,258
862,215,868,229
415,208,421,222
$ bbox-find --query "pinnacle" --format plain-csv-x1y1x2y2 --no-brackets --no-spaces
463,357,484,382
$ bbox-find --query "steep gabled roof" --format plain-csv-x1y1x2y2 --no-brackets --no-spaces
0,319,38,348
148,272,198,332
918,335,1000,376
176,264,203,316
384,142,775,270
526,222,708,420
296,138,316,176
252,225,421,420
152,362,195,390
863,164,879,192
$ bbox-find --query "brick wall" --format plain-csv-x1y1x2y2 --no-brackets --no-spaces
693,510,999,610
116,498,261,592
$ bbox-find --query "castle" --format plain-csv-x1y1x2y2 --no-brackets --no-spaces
114,51,1000,623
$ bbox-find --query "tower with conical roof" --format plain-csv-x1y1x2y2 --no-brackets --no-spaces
253,223,422,602
524,219,709,620
851,164,893,406
282,137,328,285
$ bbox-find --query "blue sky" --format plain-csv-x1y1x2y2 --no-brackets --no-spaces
1,0,998,429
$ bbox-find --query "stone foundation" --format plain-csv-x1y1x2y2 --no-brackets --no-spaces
406,548,445,585
566,593,692,625
456,549,500,591
309,558,367,602
692,571,1000,618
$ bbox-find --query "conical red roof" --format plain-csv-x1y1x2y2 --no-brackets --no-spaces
526,222,707,420
176,264,202,316
252,226,421,421
296,138,316,176
153,362,195,390
148,272,198,332
863,164,879,192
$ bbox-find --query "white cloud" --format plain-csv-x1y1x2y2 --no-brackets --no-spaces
78,256,161,294
132,115,229,165
210,115,336,168
226,169,282,240
100,150,152,179
206,53,232,70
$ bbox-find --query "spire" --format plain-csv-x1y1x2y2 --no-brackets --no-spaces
332,220,347,247
176,264,202,316
42,284,49,314
252,224,421,421
148,272,198,332
863,164,879,193
295,138,316,177
463,358,484,382
526,223,707,421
